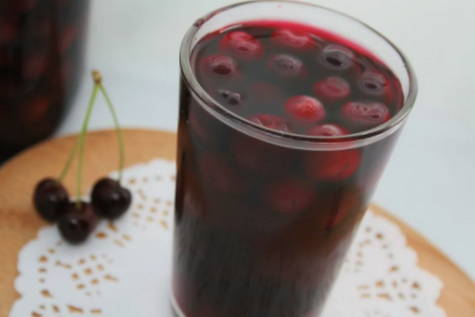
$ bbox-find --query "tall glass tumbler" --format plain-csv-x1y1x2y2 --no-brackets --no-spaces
172,1,417,316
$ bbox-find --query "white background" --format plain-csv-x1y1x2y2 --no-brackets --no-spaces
57,0,475,277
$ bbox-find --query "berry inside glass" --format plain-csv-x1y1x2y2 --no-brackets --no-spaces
173,2,416,317
0,0,89,160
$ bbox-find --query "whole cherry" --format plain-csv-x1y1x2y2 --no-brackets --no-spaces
91,177,132,220
341,101,390,129
268,54,304,78
313,77,351,103
285,95,326,123
220,31,263,60
202,55,239,78
272,28,317,51
307,149,361,181
58,202,98,244
319,44,355,71
33,178,69,222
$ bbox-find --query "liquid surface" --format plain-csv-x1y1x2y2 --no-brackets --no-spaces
193,20,403,136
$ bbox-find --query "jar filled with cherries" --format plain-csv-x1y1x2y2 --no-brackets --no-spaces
0,0,90,160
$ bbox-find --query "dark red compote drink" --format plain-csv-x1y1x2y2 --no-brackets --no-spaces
173,2,416,317
0,0,89,160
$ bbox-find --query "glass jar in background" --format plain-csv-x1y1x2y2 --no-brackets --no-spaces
0,0,90,160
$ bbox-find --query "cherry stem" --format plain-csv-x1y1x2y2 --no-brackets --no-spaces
76,73,100,205
59,137,79,182
94,71,125,183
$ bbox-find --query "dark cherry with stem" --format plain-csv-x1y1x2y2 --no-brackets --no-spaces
58,202,98,244
32,115,80,222
33,178,69,222
91,72,132,220
92,178,132,219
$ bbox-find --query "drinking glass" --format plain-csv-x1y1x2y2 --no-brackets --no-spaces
172,1,417,316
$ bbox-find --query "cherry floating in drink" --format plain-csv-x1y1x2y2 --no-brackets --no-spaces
173,2,416,316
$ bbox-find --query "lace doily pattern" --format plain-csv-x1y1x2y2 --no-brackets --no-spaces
10,159,446,317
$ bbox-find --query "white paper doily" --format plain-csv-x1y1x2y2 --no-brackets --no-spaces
9,159,446,317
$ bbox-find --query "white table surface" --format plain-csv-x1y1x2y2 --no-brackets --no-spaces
57,0,475,278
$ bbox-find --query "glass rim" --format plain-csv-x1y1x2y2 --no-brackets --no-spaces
179,0,418,148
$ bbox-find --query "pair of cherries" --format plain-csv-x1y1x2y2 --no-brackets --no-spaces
32,70,132,244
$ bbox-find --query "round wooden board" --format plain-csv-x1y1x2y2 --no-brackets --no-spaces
0,129,473,316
